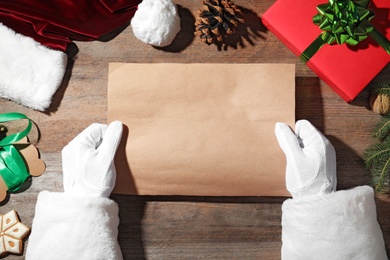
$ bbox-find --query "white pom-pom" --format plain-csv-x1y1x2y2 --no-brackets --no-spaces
131,0,181,47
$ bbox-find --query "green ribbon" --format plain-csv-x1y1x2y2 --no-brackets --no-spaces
300,0,390,63
0,112,32,192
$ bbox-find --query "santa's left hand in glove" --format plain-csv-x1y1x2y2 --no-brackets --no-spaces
62,121,122,197
26,121,124,260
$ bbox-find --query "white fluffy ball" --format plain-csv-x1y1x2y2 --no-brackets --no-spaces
131,0,181,47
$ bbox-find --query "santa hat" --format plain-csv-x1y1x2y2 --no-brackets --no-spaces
0,0,182,110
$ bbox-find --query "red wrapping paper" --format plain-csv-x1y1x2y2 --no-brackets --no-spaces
262,0,390,102
0,0,141,52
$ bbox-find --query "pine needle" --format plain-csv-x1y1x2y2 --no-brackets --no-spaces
375,158,390,192
373,115,390,142
370,81,390,96
364,115,390,192
364,142,390,166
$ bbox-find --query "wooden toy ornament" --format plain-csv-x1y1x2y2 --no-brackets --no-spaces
0,113,45,202
0,210,30,256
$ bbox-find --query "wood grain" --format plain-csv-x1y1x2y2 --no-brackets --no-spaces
0,0,389,259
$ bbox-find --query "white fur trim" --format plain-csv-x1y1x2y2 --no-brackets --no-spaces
0,23,67,111
131,0,181,47
282,186,388,260
26,191,123,260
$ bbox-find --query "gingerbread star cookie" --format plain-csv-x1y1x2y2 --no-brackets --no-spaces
0,210,30,256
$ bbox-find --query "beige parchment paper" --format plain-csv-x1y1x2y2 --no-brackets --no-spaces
108,63,295,196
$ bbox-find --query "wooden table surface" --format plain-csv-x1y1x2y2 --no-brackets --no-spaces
0,1,389,259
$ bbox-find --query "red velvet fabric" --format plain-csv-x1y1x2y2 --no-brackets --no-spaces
0,0,141,52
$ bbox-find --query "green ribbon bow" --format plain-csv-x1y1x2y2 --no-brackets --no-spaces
300,0,390,63
0,113,32,192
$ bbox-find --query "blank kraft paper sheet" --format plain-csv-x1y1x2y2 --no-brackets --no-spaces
108,63,295,196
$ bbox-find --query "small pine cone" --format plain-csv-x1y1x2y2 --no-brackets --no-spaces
370,93,390,115
195,0,244,44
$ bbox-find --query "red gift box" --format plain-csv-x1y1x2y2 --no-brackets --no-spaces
262,0,390,102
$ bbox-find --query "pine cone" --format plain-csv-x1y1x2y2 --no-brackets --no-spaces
195,0,244,44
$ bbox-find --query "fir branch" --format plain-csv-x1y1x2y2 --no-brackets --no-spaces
364,141,390,192
375,158,390,192
370,81,390,96
372,115,390,142
364,142,390,166
364,115,390,192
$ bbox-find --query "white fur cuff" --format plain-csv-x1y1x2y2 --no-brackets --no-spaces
0,23,67,111
282,186,388,260
26,191,123,260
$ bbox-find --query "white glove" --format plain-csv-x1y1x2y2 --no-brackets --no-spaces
276,120,388,260
275,120,337,200
62,121,123,197
27,121,124,260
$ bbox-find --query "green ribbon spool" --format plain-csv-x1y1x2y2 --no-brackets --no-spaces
300,0,390,63
0,112,32,192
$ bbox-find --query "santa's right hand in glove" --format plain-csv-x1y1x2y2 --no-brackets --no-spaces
275,120,388,260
